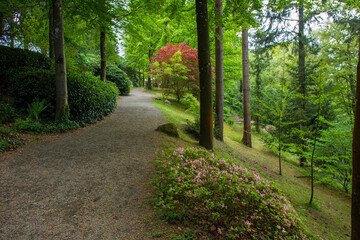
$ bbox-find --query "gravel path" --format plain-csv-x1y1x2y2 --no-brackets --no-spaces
0,88,163,239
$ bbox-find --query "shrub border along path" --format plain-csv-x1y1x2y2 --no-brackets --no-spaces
0,88,163,239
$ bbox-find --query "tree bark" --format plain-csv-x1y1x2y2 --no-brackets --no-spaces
299,0,306,166
100,28,106,82
53,0,68,120
242,29,252,148
351,35,360,240
255,53,261,132
49,0,55,59
215,0,224,141
196,0,213,150
147,48,152,89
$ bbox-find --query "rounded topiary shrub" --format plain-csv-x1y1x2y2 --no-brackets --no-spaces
67,71,118,123
0,46,53,91
106,66,131,96
8,68,56,119
93,65,131,96
153,148,305,239
8,69,118,123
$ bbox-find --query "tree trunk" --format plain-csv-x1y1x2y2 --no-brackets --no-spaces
147,49,152,89
351,35,360,240
53,0,68,120
100,28,106,82
196,0,213,150
242,29,252,148
142,72,145,87
215,0,224,141
49,0,55,59
299,0,306,166
255,53,261,132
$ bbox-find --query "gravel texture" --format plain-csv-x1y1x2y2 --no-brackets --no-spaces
0,88,163,239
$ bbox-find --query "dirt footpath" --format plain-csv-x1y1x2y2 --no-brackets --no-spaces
0,88,163,239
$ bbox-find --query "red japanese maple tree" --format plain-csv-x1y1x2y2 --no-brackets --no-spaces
149,43,200,101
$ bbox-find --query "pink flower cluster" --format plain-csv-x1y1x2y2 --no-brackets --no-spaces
155,147,303,238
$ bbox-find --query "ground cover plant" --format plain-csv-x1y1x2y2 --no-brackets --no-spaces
0,126,24,152
152,147,305,239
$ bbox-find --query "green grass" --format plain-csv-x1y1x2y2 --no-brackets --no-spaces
150,90,351,240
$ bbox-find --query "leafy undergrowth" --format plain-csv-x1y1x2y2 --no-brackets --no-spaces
152,147,305,239
0,126,24,152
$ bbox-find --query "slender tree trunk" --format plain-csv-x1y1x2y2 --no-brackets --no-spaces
299,1,306,166
309,127,318,204
142,72,145,87
49,0,55,59
278,121,282,176
100,28,106,82
147,48,152,89
53,0,68,120
196,0,213,150
255,54,261,132
278,89,282,176
215,0,224,141
351,35,360,240
242,29,252,148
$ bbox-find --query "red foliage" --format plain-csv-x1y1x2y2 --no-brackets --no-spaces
149,43,200,90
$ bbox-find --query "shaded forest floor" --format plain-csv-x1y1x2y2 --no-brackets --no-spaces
150,88,351,240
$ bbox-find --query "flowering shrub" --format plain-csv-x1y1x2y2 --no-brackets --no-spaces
152,147,305,239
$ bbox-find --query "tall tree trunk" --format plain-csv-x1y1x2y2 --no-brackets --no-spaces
196,0,213,150
299,0,306,166
142,72,145,87
255,53,261,132
351,35,360,240
242,29,252,148
147,48,152,89
215,0,224,141
100,28,106,82
53,0,68,120
49,0,55,59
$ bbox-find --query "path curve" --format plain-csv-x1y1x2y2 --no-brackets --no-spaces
0,88,163,239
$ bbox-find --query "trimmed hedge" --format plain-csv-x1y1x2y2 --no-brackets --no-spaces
0,45,53,91
94,65,131,96
8,69,118,124
67,71,119,123
106,66,131,96
8,68,56,119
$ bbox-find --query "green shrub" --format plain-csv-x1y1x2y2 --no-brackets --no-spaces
8,69,118,124
226,117,235,126
0,98,18,123
93,65,131,95
8,68,56,118
67,71,118,123
106,66,131,96
13,118,44,133
152,148,304,239
185,118,200,140
27,98,49,121
183,93,200,115
44,120,80,133
0,126,24,152
0,45,53,91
